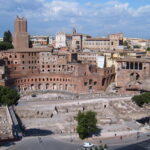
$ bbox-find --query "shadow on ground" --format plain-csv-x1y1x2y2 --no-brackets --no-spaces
116,139,150,150
0,141,16,148
24,128,53,137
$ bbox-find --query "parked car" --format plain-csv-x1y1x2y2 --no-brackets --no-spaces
31,94,36,97
83,142,94,148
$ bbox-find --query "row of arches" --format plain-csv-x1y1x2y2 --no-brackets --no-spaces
102,75,115,86
17,83,76,92
16,77,73,84
122,62,143,70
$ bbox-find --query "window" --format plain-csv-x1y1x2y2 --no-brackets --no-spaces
94,81,97,85
76,41,80,44
139,63,142,70
89,79,92,84
135,63,138,70
130,62,133,69
84,82,88,86
126,62,129,69
102,78,106,86
89,86,92,90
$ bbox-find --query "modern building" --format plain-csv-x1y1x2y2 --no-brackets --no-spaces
55,30,91,51
83,37,110,51
0,61,5,86
30,36,49,48
83,33,124,51
0,38,3,42
55,32,72,48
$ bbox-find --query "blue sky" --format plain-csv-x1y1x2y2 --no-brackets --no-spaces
0,0,150,38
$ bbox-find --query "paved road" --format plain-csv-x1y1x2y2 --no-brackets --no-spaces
114,139,150,150
18,96,131,108
4,134,150,150
7,136,80,150
100,132,150,150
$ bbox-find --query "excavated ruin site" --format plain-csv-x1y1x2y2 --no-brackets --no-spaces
14,93,150,137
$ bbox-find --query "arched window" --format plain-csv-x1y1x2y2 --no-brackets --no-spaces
102,78,106,86
38,84,41,89
46,83,49,89
130,72,140,81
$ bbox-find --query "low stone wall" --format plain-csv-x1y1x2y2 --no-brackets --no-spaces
0,106,13,141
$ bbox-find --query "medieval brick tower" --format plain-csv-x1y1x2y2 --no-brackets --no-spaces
13,16,29,49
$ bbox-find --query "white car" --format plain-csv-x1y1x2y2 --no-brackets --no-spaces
83,142,94,148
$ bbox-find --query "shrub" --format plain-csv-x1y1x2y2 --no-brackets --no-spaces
132,92,150,107
0,86,20,106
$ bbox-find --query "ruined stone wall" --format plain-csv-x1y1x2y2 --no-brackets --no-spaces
0,50,115,94
116,60,150,88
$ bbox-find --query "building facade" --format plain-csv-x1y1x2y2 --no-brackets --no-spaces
83,33,124,51
30,36,49,48
55,32,72,48
0,49,115,94
116,58,150,94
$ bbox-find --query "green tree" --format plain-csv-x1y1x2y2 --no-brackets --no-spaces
132,92,150,107
147,47,150,51
123,40,130,49
123,40,128,46
133,45,141,49
0,30,13,51
29,40,33,48
0,86,20,106
3,30,12,43
0,42,13,51
75,111,99,139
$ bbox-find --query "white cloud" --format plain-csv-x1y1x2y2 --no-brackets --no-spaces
133,5,150,17
0,0,150,37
